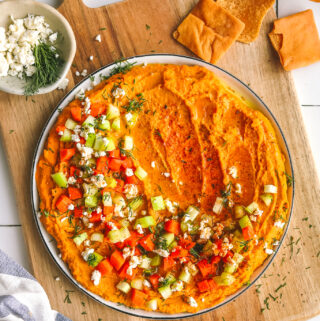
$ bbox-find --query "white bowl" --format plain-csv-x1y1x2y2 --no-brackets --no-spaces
0,0,76,95
31,54,294,319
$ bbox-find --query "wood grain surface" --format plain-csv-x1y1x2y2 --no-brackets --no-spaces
0,1,319,320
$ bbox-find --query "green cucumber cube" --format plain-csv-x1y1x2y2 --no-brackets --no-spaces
102,191,112,206
60,129,72,142
106,104,120,120
65,118,78,130
260,194,273,206
105,138,116,151
98,119,110,131
134,216,156,228
117,281,131,293
128,197,143,211
111,118,121,131
135,166,148,181
158,285,172,299
88,252,103,267
85,195,98,208
85,133,96,148
239,215,252,229
214,272,235,286
151,255,161,267
51,172,68,188
73,232,88,246
151,196,165,211
123,136,133,151
161,233,174,247
82,115,96,128
245,202,259,214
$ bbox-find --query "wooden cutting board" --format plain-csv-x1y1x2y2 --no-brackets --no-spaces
0,0,319,320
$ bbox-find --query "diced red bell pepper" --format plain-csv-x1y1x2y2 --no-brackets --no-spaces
170,246,189,259
222,250,234,263
178,238,196,250
124,231,142,247
80,137,85,145
211,256,221,264
55,125,66,134
139,234,155,252
118,261,137,280
114,179,125,193
197,279,217,292
69,165,81,178
114,242,125,249
125,175,139,185
164,220,180,235
108,149,121,159
108,159,123,172
96,156,109,174
68,187,82,200
96,258,113,276
74,206,84,218
103,205,114,217
55,195,73,213
110,250,125,271
131,289,147,306
149,274,161,289
90,103,106,117
121,157,134,169
134,247,142,256
215,239,223,250
89,211,101,223
197,259,212,278
163,257,175,272
70,107,82,122
242,226,254,241
60,148,76,162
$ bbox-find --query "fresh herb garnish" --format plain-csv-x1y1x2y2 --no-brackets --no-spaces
122,93,146,113
154,129,162,138
145,24,151,30
221,182,232,207
108,58,136,78
284,171,294,187
63,290,74,304
275,282,286,292
9,129,15,134
24,42,64,95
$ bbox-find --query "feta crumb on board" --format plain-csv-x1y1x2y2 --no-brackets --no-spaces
57,78,69,90
95,34,101,42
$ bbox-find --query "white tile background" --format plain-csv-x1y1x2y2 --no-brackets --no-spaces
0,0,319,320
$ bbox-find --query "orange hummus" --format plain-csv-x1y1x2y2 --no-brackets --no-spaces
36,64,289,313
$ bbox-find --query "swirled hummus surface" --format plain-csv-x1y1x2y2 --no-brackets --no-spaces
36,64,289,313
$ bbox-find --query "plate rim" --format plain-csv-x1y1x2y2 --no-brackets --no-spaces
30,53,295,319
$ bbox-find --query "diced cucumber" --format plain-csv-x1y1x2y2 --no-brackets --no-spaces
85,195,98,208
102,191,112,206
179,267,191,283
128,197,143,211
151,255,161,267
107,227,130,243
113,194,126,206
105,138,116,151
85,133,96,147
116,281,131,294
83,183,98,196
73,232,88,246
105,177,117,188
147,298,158,311
139,256,152,269
98,119,110,131
239,215,252,229
234,205,245,219
212,197,223,214
224,262,237,274
245,202,259,214
214,272,235,286
111,118,121,131
264,184,277,194
60,129,72,142
151,196,165,211
168,240,177,250
90,232,104,242
260,194,273,206
165,273,176,284
131,278,144,290
82,115,96,128
185,205,200,220
158,285,172,299
135,166,148,181
123,136,133,151
126,112,138,128
65,118,78,130
86,158,96,168
88,252,103,267
106,104,120,120
203,240,213,253
161,233,174,247
233,253,244,265
51,172,68,188
134,216,156,228
93,135,108,151
180,221,189,233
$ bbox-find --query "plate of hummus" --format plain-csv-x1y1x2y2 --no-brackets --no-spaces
31,54,294,318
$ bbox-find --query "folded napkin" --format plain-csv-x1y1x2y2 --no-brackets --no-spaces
0,249,70,321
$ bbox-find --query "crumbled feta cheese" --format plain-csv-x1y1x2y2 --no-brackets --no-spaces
125,168,134,177
124,184,138,199
171,280,184,292
107,221,118,231
162,172,170,178
254,208,263,217
57,78,69,90
96,206,102,214
179,181,183,186
94,151,106,158
200,227,212,240
60,217,68,223
124,112,133,123
143,279,151,287
136,224,144,235
75,71,80,76
164,199,177,213
0,53,9,76
76,143,93,160
71,134,80,142
81,248,94,261
87,223,94,228
151,161,155,168
91,174,107,188
75,88,85,100
83,97,91,114
49,32,57,43
122,247,135,259
81,69,88,77
55,277,60,281
274,220,285,229
273,240,280,246
112,87,125,99
91,270,101,286
84,239,91,247
265,248,274,255
153,249,169,257
89,55,93,61
127,256,141,275
126,207,137,222
187,296,198,307
95,34,101,42
58,131,64,136
235,183,242,194
228,166,237,179
68,204,74,211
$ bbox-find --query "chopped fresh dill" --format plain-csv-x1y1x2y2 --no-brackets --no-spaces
122,93,146,113
284,171,294,187
108,58,136,78
63,290,74,304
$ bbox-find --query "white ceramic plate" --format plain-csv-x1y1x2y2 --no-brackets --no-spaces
31,54,294,319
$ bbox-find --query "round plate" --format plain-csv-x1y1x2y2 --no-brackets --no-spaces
31,54,294,319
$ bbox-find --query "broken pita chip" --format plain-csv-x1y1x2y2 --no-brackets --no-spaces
215,0,275,43
173,0,244,64
269,9,320,71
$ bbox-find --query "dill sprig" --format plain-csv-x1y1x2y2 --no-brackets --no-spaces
122,93,146,113
109,58,136,78
24,42,64,95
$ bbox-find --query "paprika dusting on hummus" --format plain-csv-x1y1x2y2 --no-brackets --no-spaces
36,63,289,313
